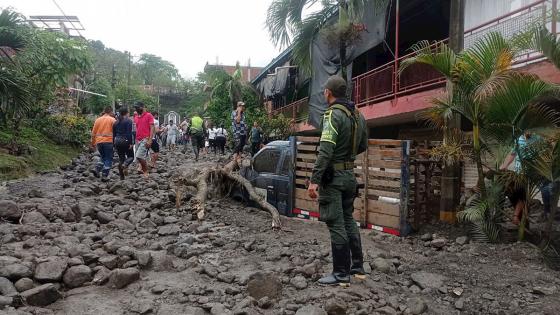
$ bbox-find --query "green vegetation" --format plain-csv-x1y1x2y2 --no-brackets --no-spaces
0,126,81,180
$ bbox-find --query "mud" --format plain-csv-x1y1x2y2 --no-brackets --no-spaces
0,148,559,315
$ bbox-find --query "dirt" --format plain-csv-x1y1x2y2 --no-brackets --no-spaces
0,147,559,315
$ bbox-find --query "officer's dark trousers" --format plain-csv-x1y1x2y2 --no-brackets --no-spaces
318,171,359,244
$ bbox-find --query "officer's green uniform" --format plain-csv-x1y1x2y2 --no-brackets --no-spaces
311,98,367,284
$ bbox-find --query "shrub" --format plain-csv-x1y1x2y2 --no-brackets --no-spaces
33,114,92,146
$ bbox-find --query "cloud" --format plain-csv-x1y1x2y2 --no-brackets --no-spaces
2,0,283,78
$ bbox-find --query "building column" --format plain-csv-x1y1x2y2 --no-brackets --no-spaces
440,0,465,223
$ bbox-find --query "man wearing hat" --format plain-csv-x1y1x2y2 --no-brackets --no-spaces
231,101,247,162
133,101,155,178
307,75,368,285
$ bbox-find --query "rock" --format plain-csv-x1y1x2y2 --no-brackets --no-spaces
0,295,12,306
0,276,17,296
97,211,116,224
430,238,446,249
138,218,157,229
20,283,62,306
296,305,328,315
0,200,21,221
151,284,166,294
455,236,469,245
290,275,308,290
419,233,432,241
63,265,92,288
0,263,33,280
136,251,152,269
216,272,235,284
452,287,464,297
454,299,464,310
158,225,180,236
375,306,397,315
116,246,135,257
210,303,232,315
108,268,140,289
410,272,446,289
372,257,391,273
325,298,347,315
22,211,50,224
15,277,34,292
99,255,119,269
533,286,557,296
257,296,273,309
34,258,68,282
482,293,495,300
246,272,282,300
407,298,427,314
92,266,111,285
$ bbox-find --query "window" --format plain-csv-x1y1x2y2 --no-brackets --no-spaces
253,149,281,174
280,154,293,176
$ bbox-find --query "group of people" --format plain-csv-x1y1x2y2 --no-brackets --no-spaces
91,102,158,181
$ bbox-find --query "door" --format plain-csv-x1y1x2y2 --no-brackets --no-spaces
275,150,293,216
251,148,282,208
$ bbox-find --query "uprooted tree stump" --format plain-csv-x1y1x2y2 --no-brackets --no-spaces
171,159,282,229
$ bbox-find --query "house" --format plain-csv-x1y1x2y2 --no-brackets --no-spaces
253,0,560,222
204,62,263,82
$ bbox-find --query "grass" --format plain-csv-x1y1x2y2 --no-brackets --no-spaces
0,126,82,180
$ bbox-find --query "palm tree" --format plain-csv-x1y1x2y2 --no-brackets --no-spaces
208,63,248,109
266,0,385,79
0,9,31,127
401,33,521,198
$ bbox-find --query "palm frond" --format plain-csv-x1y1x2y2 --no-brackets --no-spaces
0,9,27,50
266,0,317,48
399,40,457,79
292,4,336,75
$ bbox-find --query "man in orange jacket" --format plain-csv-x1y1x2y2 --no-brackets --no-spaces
91,106,116,181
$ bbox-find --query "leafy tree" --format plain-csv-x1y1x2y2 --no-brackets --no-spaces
138,53,180,86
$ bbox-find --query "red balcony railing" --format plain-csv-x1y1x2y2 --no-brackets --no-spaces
274,0,551,115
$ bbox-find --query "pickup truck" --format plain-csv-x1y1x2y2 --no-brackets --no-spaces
238,139,296,217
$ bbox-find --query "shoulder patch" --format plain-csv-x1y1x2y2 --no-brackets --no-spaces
320,110,337,144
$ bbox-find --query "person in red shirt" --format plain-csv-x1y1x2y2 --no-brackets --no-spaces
133,102,155,178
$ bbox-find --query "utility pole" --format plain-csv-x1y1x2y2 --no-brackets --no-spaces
111,64,116,112
126,51,131,109
440,0,465,223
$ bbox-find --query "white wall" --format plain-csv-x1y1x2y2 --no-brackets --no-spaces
465,0,536,30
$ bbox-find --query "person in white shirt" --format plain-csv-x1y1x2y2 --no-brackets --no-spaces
208,124,217,154
166,121,179,150
214,124,228,155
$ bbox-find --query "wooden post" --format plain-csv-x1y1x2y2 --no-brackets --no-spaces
362,143,369,227
399,140,411,236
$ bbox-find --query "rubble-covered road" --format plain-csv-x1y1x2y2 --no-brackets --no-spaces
0,149,559,315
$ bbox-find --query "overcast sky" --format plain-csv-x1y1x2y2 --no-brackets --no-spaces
1,0,282,78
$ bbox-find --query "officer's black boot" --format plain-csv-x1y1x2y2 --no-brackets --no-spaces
318,243,351,285
349,233,365,275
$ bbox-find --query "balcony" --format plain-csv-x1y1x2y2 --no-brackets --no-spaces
273,0,553,123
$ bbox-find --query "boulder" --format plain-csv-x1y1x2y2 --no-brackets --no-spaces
246,272,282,300
290,275,308,290
157,225,180,236
20,283,62,306
22,211,50,224
372,257,392,273
108,268,140,289
15,278,34,292
92,266,111,285
0,200,21,221
0,263,33,280
455,236,469,245
296,305,328,315
324,298,347,315
0,276,17,297
62,265,92,288
407,297,427,314
34,258,68,282
99,255,119,269
410,272,446,289
97,211,116,224
0,295,12,306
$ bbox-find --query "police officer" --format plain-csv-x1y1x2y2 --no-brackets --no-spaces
308,75,368,285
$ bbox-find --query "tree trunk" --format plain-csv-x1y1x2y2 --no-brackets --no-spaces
473,124,487,199
172,159,282,229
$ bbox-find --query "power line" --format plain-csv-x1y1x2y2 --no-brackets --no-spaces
51,0,84,38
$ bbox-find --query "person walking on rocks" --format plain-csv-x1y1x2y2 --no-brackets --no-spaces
232,101,247,162
91,106,116,181
150,112,161,170
166,120,179,150
189,112,205,161
307,76,368,285
133,102,156,178
214,124,228,155
113,107,134,180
